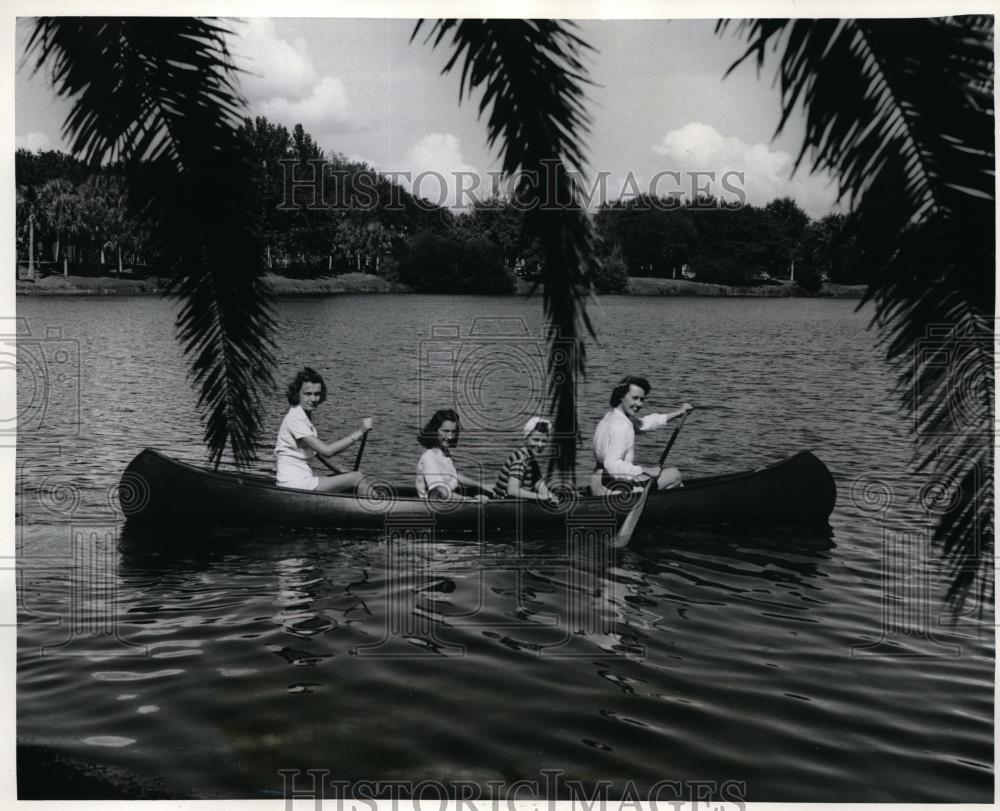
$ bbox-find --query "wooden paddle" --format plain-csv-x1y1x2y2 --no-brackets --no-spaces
353,428,370,471
317,455,350,475
613,407,693,549
313,428,370,475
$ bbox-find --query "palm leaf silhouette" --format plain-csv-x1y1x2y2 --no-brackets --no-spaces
414,19,596,479
25,17,276,468
720,17,995,608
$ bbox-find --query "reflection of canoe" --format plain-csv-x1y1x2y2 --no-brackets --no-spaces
120,448,836,533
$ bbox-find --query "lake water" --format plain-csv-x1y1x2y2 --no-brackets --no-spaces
15,294,994,801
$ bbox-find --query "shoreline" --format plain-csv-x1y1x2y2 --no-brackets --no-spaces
15,271,867,299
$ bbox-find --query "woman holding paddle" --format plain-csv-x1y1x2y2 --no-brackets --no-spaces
591,375,692,496
275,367,373,492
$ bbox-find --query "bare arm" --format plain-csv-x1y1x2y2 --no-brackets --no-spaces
636,403,693,434
301,418,372,458
455,470,489,494
507,475,556,503
428,481,487,503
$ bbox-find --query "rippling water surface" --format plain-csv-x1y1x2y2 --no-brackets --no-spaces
16,295,993,800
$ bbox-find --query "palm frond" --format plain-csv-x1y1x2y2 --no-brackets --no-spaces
414,19,596,478
720,17,995,610
26,17,276,468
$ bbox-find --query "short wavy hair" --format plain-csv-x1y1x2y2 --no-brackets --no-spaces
610,376,651,407
286,367,328,406
418,408,461,448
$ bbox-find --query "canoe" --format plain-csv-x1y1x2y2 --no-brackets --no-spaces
119,448,837,534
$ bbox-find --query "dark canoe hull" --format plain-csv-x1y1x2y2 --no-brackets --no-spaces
120,448,836,533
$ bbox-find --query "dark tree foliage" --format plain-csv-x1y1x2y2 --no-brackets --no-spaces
26,17,277,469
16,148,91,188
594,196,694,278
594,195,823,286
455,196,542,276
721,16,995,609
397,231,514,293
763,196,810,279
798,214,865,286
591,246,630,293
235,116,454,277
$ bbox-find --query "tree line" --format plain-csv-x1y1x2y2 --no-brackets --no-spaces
17,115,863,293
594,194,865,291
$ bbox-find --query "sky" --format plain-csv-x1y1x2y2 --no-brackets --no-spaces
15,17,843,218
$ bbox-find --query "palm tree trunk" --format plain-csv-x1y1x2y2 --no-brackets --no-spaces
27,215,35,280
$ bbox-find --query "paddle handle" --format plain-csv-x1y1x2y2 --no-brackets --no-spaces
657,407,693,466
317,454,348,475
353,428,370,471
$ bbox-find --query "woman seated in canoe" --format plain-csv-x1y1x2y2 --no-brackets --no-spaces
416,409,490,502
591,375,692,496
492,416,558,504
275,367,373,492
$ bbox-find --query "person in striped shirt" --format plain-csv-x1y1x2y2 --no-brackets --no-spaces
492,417,558,504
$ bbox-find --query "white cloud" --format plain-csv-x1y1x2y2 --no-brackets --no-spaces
231,19,354,131
233,19,319,99
654,122,840,219
402,133,481,209
16,132,51,152
258,77,352,128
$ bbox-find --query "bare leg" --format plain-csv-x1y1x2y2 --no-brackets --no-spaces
656,466,683,490
315,471,364,493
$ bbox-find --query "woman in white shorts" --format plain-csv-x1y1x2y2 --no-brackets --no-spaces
275,367,373,492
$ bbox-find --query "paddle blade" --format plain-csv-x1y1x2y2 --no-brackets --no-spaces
613,482,653,548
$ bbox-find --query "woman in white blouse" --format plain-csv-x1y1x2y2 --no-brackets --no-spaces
416,409,490,502
275,367,373,492
591,376,692,496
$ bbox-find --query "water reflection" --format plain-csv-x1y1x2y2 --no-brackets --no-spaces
118,521,836,660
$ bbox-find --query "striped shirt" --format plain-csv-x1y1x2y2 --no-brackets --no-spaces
493,447,543,499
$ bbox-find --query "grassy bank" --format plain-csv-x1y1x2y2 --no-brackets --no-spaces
513,276,865,298
15,271,411,296
623,277,867,298
17,271,866,299
263,272,411,295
